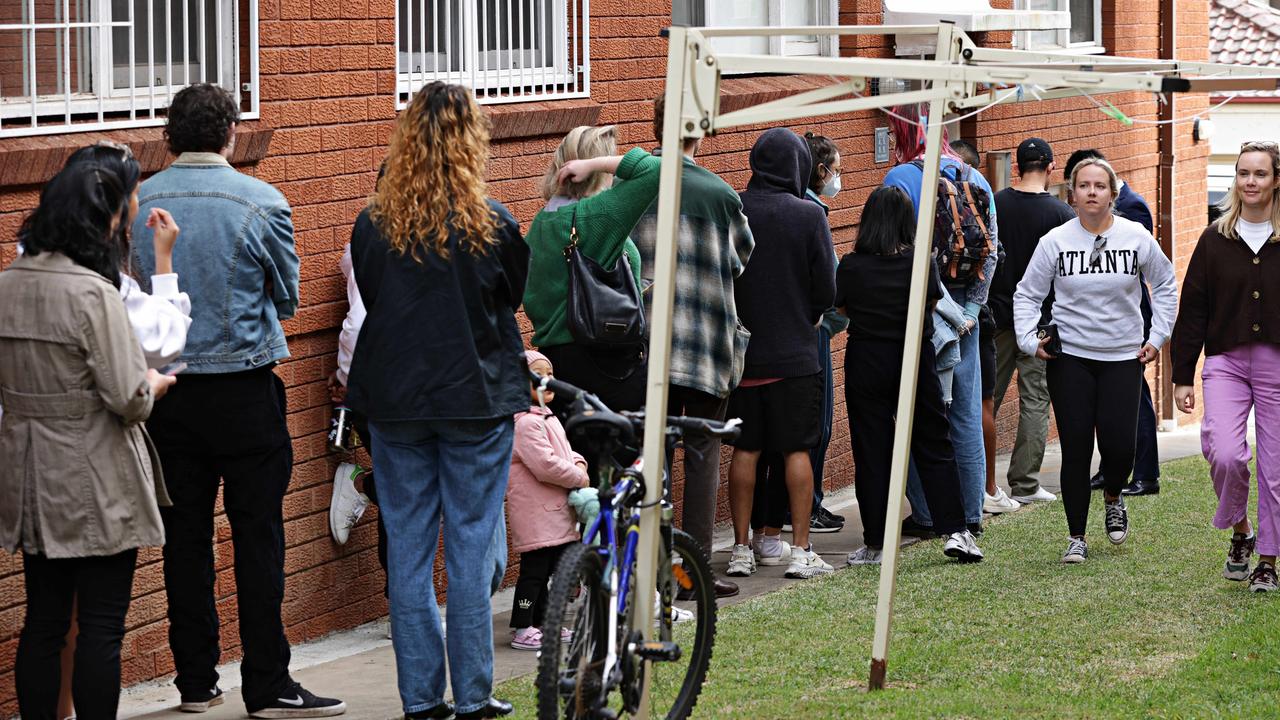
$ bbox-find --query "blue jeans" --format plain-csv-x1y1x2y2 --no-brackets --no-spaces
908,315,986,526
809,326,835,510
369,417,514,716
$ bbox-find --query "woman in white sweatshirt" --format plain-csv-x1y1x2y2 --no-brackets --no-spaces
1013,156,1177,564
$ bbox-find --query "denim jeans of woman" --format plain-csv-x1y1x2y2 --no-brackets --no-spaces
369,417,514,716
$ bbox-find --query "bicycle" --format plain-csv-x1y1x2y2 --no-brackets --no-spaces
530,371,740,720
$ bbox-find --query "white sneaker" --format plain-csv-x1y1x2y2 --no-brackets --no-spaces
1012,487,1056,504
943,530,985,563
756,535,792,566
329,463,369,545
784,546,834,579
983,488,1020,514
726,544,756,577
846,546,883,566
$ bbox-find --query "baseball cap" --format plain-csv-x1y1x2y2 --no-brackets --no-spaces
1016,137,1053,166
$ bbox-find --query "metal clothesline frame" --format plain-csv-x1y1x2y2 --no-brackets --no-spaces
631,20,1280,715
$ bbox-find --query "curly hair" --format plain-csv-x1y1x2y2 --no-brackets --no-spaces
370,82,498,260
164,83,241,154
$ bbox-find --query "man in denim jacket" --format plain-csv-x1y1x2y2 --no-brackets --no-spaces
132,84,345,718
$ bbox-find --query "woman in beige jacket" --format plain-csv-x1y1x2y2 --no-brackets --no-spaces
0,156,176,719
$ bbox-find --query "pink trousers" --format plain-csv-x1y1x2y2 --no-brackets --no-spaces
1201,343,1280,556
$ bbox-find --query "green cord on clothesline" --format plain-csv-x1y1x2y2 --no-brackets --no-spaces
1099,99,1134,126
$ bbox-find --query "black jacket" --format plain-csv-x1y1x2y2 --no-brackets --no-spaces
735,129,836,378
346,201,530,421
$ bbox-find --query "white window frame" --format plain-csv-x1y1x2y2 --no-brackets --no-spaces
395,0,590,107
1014,0,1104,54
0,0,259,138
675,0,841,60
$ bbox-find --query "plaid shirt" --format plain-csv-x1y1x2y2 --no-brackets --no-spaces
631,154,755,398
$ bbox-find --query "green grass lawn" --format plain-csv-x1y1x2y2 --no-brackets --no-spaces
499,454,1280,719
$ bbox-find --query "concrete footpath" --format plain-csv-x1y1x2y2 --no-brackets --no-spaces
121,425,1209,719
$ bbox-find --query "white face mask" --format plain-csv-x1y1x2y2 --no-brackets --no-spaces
821,171,841,198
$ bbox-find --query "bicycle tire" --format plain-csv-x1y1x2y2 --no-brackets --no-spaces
536,542,611,720
649,528,717,720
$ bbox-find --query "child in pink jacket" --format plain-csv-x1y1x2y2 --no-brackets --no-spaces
508,350,590,650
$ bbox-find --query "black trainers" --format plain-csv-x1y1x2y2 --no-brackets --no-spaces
1249,562,1278,593
1104,497,1129,545
810,508,844,533
901,516,936,539
179,686,224,712
249,683,346,718
816,505,846,524
1224,532,1256,581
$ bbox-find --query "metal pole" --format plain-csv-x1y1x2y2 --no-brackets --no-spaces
634,24,692,718
868,21,956,692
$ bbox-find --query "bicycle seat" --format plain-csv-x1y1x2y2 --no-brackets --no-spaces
564,405,636,456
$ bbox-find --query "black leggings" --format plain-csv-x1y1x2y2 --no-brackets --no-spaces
510,543,570,629
16,549,138,720
751,453,788,531
845,340,966,547
1046,354,1142,537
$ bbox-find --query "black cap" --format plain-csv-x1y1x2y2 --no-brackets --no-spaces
1017,137,1053,166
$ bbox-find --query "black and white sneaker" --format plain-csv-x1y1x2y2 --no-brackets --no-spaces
816,505,846,524
249,684,346,718
1104,497,1129,545
1224,532,1256,581
1249,562,1278,593
179,686,224,712
1062,537,1088,564
810,508,844,533
942,530,984,563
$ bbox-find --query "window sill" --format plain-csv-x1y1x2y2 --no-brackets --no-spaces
0,122,275,188
485,98,602,141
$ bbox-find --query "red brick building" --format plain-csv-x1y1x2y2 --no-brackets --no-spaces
0,0,1210,711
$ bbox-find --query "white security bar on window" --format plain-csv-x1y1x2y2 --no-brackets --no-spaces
0,0,258,138
395,0,590,107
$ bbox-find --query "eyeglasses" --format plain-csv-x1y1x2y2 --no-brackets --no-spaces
93,140,134,160
1088,234,1107,267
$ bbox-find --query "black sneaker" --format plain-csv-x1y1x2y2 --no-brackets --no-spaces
901,516,936,539
1104,496,1129,545
816,505,846,524
810,509,844,533
179,687,224,713
1224,532,1256,581
967,522,984,538
1249,562,1278,593
1089,471,1105,491
249,684,346,718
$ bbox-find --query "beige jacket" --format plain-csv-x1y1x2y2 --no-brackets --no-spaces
0,252,169,558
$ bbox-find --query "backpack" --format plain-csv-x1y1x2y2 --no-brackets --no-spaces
910,159,994,283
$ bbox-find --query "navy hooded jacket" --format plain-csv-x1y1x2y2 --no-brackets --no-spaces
735,129,837,379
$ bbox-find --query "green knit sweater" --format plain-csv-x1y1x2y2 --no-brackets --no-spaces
523,147,664,348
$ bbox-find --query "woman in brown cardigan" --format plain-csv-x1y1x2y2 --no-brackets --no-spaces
0,158,176,718
1171,140,1280,593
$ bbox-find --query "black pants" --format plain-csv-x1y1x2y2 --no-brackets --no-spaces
1047,354,1142,537
1134,379,1161,482
16,550,137,720
509,543,570,629
845,340,966,547
751,453,788,531
350,412,390,593
147,367,294,710
666,385,729,554
540,343,647,414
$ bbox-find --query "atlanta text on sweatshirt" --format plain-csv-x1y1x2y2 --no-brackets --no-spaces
1013,215,1177,362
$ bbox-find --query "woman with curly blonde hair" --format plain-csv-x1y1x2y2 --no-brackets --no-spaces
523,124,664,411
344,81,528,720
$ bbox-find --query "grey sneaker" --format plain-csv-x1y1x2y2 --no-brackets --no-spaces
1104,497,1129,545
1062,537,1088,564
1224,532,1256,582
726,544,756,577
1248,562,1278,593
846,546,883,566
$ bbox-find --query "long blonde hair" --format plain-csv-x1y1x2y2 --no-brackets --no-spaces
540,125,618,201
371,82,497,260
1215,141,1280,240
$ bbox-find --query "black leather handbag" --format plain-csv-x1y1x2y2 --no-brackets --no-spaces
564,207,647,346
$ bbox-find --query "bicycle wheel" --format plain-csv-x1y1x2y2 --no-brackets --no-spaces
536,542,611,720
646,528,717,720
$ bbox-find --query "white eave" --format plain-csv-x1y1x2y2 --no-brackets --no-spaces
884,1,1070,54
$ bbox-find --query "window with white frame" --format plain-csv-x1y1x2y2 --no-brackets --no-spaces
1016,0,1102,52
0,0,257,137
396,0,589,106
672,0,840,59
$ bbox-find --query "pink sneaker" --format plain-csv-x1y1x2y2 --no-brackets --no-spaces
511,626,543,651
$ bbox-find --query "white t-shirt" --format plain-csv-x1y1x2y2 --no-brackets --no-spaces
1237,219,1273,255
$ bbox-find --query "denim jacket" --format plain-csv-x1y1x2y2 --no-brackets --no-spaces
132,153,299,374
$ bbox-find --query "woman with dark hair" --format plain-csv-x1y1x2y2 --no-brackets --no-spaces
344,81,528,720
0,156,177,719
836,186,983,566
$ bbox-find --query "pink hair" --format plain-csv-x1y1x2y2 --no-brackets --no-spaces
888,103,964,166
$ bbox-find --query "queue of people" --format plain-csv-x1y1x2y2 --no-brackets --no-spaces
1,80,1277,719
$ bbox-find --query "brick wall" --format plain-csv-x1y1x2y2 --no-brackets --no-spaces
0,0,1213,713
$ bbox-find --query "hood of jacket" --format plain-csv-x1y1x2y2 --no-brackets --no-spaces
746,128,810,197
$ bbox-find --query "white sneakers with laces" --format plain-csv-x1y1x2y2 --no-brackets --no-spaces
983,488,1021,514
328,463,369,545
784,545,834,579
727,544,756,577
942,530,985,563
1013,487,1056,505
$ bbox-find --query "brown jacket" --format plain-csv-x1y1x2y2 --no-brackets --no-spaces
0,252,169,558
1171,224,1280,386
